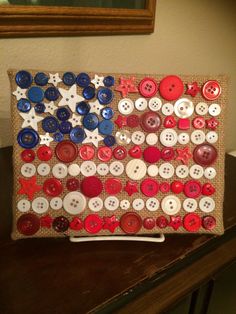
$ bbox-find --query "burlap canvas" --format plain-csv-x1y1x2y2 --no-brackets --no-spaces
8,69,227,240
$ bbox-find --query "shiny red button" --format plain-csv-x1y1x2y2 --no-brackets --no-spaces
164,116,176,128
17,213,40,236
21,149,35,162
127,114,140,128
128,145,142,158
184,180,201,198
183,213,201,232
202,80,221,101
171,181,184,194
120,212,142,234
193,144,217,166
78,145,95,160
206,118,219,130
141,178,159,197
193,116,205,129
43,178,63,197
178,118,190,130
161,147,175,161
143,146,161,163
70,217,83,231
81,176,103,198
159,75,184,101
84,214,103,234
202,183,215,196
66,178,80,191
37,145,53,161
156,216,168,228
138,77,158,98
159,182,170,193
97,146,112,162
113,146,127,160
104,178,122,195
140,111,161,133
202,215,216,230
143,217,155,230
55,140,78,163
53,216,69,232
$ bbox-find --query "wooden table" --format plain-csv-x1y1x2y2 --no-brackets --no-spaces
0,147,235,314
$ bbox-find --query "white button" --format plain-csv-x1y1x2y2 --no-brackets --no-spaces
176,165,189,178
159,162,174,179
50,197,63,210
131,131,145,145
183,198,198,212
146,133,158,145
191,130,205,144
17,199,30,212
209,103,221,116
88,197,103,212
97,163,109,176
174,98,194,118
147,164,159,177
52,163,68,179
32,197,49,214
189,164,204,179
21,163,36,178
104,196,119,211
161,195,181,215
126,159,147,180
68,164,80,176
149,97,162,111
109,161,124,176
120,199,130,210
81,161,96,176
146,198,159,211
132,198,145,211
37,163,50,176
115,130,131,145
160,129,178,147
206,131,218,144
199,197,215,213
162,103,174,116
63,192,86,215
135,98,147,111
204,167,216,180
178,132,190,145
195,102,208,115
118,98,134,115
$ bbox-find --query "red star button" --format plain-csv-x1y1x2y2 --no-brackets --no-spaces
169,216,182,230
40,215,53,228
103,215,120,233
70,217,83,231
124,181,139,196
17,176,42,200
115,76,138,98
176,147,192,165
185,82,201,97
206,117,219,130
114,115,127,128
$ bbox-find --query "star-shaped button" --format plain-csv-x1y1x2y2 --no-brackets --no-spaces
206,117,219,130
17,176,42,200
19,107,43,131
12,86,27,100
114,115,127,128
44,101,57,115
70,217,83,231
169,216,182,230
115,76,138,98
124,181,139,196
68,113,82,127
89,99,104,115
82,128,104,147
48,73,62,87
103,215,120,233
91,74,105,89
40,215,53,228
176,147,192,165
39,132,53,146
58,84,84,113
185,82,201,97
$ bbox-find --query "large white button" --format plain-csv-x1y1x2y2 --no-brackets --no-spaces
17,199,30,212
191,130,205,144
149,97,162,111
174,98,194,118
209,103,221,116
104,196,119,211
131,131,145,145
118,98,134,115
50,197,63,210
162,103,174,116
52,163,68,179
135,98,147,111
146,198,159,211
97,163,109,176
189,164,204,179
147,164,159,177
132,198,145,211
161,195,181,215
146,133,158,145
32,197,49,214
21,163,36,178
88,197,103,212
204,167,216,180
206,131,218,144
37,163,50,176
178,132,190,145
126,159,147,180
159,162,174,179
195,102,208,115
68,164,80,176
183,198,197,212
81,161,96,176
160,129,178,147
109,161,124,176
199,197,215,213
63,192,86,215
175,165,189,178
120,199,130,210
115,130,131,145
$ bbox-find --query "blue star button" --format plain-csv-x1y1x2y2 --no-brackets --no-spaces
42,116,59,133
98,120,114,135
17,128,39,149
83,113,99,130
76,101,90,115
17,99,31,113
97,88,113,105
62,72,76,86
101,107,114,120
34,72,49,86
15,70,33,89
70,127,86,143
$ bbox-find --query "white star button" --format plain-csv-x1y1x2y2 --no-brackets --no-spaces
68,113,82,127
48,73,62,87
19,107,43,131
44,101,57,115
58,84,84,113
91,74,104,89
83,128,103,147
89,100,103,115
39,133,53,146
12,86,27,100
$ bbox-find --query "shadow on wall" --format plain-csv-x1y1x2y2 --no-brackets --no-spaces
0,116,12,148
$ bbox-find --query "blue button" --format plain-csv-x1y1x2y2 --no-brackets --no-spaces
44,87,60,101
69,127,86,143
53,132,64,142
15,70,33,89
83,113,99,130
76,101,90,115
34,72,49,86
82,86,95,100
103,76,115,87
76,73,91,87
59,121,72,134
27,86,44,103
42,116,59,133
56,107,70,121
17,99,31,113
34,102,45,114
17,128,39,149
98,120,114,135
97,88,113,105
103,135,116,147
101,107,114,120
62,72,76,86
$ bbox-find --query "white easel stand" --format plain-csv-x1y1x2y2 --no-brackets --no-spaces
69,234,165,243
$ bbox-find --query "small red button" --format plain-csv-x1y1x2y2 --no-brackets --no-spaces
156,216,168,228
171,181,184,194
183,213,201,232
192,116,205,129
81,176,103,198
206,118,219,130
97,146,112,162
43,178,63,197
193,144,217,166
184,180,201,198
53,216,69,232
84,214,103,234
138,77,158,98
120,212,142,234
128,145,142,158
202,80,221,101
66,178,80,191
37,145,53,161
141,178,159,197
178,118,190,130
55,140,78,163
113,146,127,160
202,183,215,196
143,217,155,230
70,217,83,231
164,116,176,128
202,215,216,230
161,147,175,161
143,146,161,163
78,145,95,160
140,111,161,133
21,149,35,162
159,75,184,101
17,213,40,236
126,114,140,128
159,182,170,193
104,178,122,195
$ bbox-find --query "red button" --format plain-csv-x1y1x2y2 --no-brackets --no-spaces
17,213,40,236
140,111,161,133
66,178,80,191
128,145,142,158
70,217,83,231
120,212,142,234
84,214,103,234
97,146,112,162
156,216,168,228
193,116,205,129
113,146,127,160
163,116,176,128
141,178,159,197
143,217,155,230
127,114,140,128
202,215,216,230
43,178,63,197
159,75,184,101
159,182,170,193
104,178,122,195
202,80,221,101
171,181,184,194
184,180,201,198
193,144,217,166
37,145,53,161
183,213,201,232
138,77,158,98
81,176,103,198
161,147,175,161
53,216,69,232
55,140,78,163
21,149,35,162
143,146,161,163
206,118,219,130
202,183,215,196
78,145,95,160
178,118,190,130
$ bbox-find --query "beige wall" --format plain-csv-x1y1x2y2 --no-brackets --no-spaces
0,0,235,149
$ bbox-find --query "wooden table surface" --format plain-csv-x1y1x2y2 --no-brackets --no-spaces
0,147,235,314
